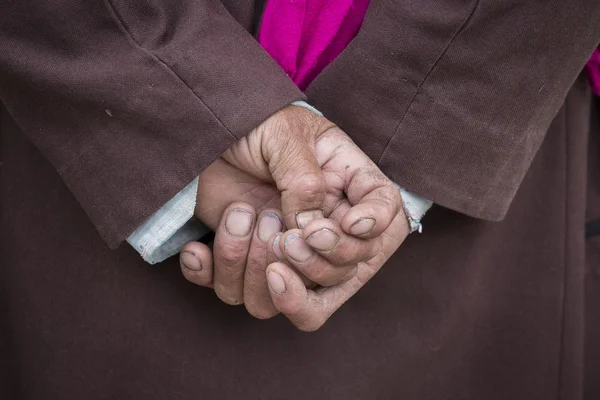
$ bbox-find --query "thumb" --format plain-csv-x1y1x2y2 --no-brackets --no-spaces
266,261,350,332
261,106,329,229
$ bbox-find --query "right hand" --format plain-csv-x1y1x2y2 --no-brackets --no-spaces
197,105,401,235
190,105,405,316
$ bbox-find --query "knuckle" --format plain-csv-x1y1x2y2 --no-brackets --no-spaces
246,254,268,274
215,241,248,267
214,259,245,280
286,172,327,205
296,172,327,194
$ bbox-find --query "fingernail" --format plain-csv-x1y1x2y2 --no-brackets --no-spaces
181,251,202,271
258,212,282,242
225,209,253,237
350,218,376,236
284,234,313,262
306,229,340,251
273,234,285,261
267,271,286,294
296,210,324,228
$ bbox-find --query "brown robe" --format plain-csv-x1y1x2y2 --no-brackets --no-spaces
1,1,600,399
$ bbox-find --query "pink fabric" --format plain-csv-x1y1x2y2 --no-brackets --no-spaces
586,48,600,95
258,0,370,91
259,1,599,95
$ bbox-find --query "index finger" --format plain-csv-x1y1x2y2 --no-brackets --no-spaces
213,202,256,305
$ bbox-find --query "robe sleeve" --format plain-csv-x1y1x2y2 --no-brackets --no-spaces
0,0,303,247
306,0,600,220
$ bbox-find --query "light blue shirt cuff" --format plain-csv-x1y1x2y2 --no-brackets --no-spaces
127,177,211,265
397,186,433,233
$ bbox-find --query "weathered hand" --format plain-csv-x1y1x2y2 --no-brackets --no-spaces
195,105,401,234
188,105,404,317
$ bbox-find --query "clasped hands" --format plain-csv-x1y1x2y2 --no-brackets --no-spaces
179,105,410,331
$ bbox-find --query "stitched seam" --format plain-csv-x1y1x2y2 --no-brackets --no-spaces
103,0,237,140
556,100,569,400
376,0,481,165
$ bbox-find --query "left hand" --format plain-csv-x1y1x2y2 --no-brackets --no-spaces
180,201,409,330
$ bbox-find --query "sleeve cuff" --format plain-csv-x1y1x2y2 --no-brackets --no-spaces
127,177,211,264
397,186,433,233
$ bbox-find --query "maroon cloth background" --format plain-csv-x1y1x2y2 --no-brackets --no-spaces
1,1,600,399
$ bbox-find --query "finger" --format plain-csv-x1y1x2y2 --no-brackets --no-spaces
266,262,363,332
244,210,284,320
278,229,357,287
267,232,286,265
213,202,256,305
262,107,331,229
314,127,401,239
180,242,214,288
268,211,410,332
265,233,318,290
302,218,382,266
341,174,402,239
